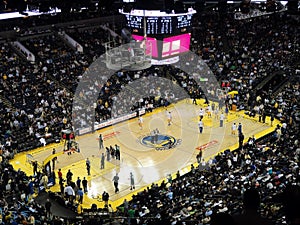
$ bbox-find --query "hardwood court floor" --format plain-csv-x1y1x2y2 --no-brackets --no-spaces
10,99,278,209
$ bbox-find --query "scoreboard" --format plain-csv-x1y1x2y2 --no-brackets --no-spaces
126,14,143,29
146,16,173,34
177,14,193,28
119,8,196,62
122,8,196,35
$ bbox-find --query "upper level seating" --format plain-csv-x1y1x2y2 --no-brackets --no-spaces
191,12,299,109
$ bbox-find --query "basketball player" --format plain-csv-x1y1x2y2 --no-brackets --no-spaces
99,134,104,149
206,105,212,118
199,108,205,120
129,172,135,190
167,111,172,126
112,173,120,193
198,119,204,134
138,116,143,130
214,106,219,119
231,123,237,136
154,128,159,143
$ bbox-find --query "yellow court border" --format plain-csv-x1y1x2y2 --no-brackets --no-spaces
10,99,280,211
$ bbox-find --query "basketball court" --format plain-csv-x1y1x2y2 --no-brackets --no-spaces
10,99,278,209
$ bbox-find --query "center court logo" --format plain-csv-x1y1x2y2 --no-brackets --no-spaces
140,134,181,150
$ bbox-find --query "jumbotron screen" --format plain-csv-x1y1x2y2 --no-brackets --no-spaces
121,8,195,62
121,8,196,35
132,33,191,59
162,33,191,58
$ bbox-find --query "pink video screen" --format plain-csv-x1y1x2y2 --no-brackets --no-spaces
132,35,158,58
162,33,191,58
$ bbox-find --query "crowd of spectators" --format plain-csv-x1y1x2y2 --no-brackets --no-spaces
0,5,299,225
65,26,112,59
0,154,56,224
0,41,72,152
191,11,299,110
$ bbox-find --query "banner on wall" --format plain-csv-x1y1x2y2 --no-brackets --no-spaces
78,109,145,136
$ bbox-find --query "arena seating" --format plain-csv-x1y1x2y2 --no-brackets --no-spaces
0,7,299,225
